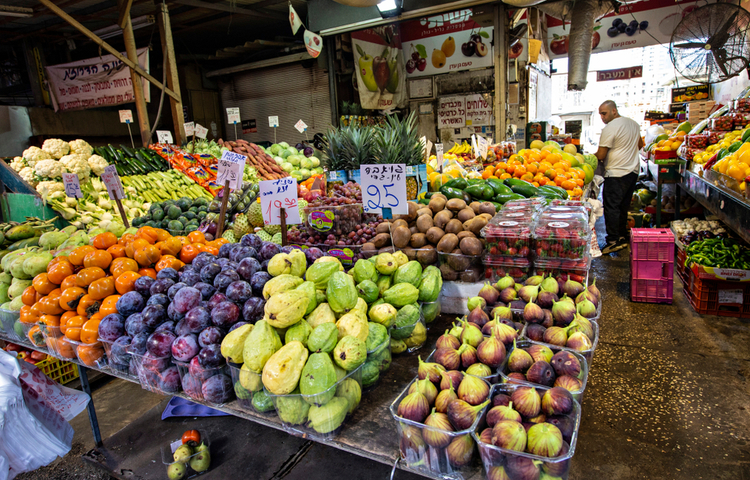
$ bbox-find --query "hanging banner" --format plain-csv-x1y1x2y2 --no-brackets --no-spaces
289,4,303,35
546,0,697,59
351,24,408,110
400,9,494,78
45,48,150,112
304,30,323,58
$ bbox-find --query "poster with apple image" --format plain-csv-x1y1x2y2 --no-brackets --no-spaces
400,11,493,78
545,0,698,59
351,25,408,110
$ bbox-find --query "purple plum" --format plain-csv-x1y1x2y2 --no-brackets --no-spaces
110,335,132,366
228,321,248,333
157,268,180,283
260,259,270,271
184,306,211,333
174,318,191,337
219,243,236,259
200,263,222,284
215,257,231,268
230,246,255,263
134,276,155,297
226,281,253,304
181,371,202,399
214,270,240,291
198,326,224,348
237,257,261,281
180,269,201,286
304,247,325,264
171,334,200,362
150,278,175,296
128,358,139,377
129,332,149,355
158,366,181,393
142,304,166,329
198,344,225,368
155,321,175,333
98,313,125,342
279,245,295,254
193,282,216,300
259,242,280,261
221,261,239,273
208,292,228,310
202,374,233,404
211,301,240,328
124,313,146,337
173,287,202,314
189,355,212,382
241,233,263,250
191,252,213,272
250,272,272,297
168,282,187,300
116,292,144,318
167,302,185,322
146,293,169,307
242,297,265,323
141,351,170,372
146,331,176,358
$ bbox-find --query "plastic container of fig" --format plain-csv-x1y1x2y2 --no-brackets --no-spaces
533,256,591,288
227,363,277,415
419,300,441,324
390,376,492,478
481,219,532,258
471,383,581,480
304,203,363,235
520,314,599,366
531,213,591,261
175,361,234,406
390,311,426,353
128,348,181,395
424,343,504,385
483,255,533,283
266,363,363,442
160,432,211,476
437,252,483,283
362,336,392,390
497,339,589,402
99,337,135,378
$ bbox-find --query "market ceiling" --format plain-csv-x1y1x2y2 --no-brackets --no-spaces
0,0,308,62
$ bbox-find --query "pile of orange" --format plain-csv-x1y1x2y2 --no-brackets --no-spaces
19,227,228,366
482,148,585,198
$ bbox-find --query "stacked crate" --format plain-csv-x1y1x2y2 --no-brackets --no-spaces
630,228,675,303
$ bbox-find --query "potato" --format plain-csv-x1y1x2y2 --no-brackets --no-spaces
478,202,497,216
376,222,391,234
416,245,438,266
446,198,467,212
416,214,434,233
470,201,482,215
457,231,476,240
463,216,488,236
429,196,447,214
402,246,417,261
425,226,445,245
445,219,464,235
457,208,476,223
391,219,409,230
436,233,459,253
371,233,391,248
439,263,458,281
459,237,484,256
392,226,412,249
410,233,427,248
417,207,433,217
434,210,453,229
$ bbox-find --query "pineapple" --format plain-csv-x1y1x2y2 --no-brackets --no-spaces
248,201,264,228
233,213,250,239
373,112,423,198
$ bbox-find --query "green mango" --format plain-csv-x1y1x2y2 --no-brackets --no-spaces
308,397,348,434
393,261,423,287
356,280,379,304
382,283,419,308
5,225,35,242
299,352,337,405
326,272,357,314
23,251,53,277
0,283,9,304
8,280,31,300
10,255,31,280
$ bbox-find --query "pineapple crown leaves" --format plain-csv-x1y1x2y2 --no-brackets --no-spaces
322,125,375,170
374,111,423,166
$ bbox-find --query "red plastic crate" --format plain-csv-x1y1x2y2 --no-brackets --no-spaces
630,228,675,262
676,247,688,284
683,267,750,318
631,278,673,303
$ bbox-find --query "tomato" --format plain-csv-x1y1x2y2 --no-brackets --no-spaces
88,276,115,300
76,267,106,287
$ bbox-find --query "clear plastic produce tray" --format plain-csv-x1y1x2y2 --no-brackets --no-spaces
518,318,600,366
482,220,532,258
175,361,234,406
532,212,590,261
483,255,533,283
227,363,277,415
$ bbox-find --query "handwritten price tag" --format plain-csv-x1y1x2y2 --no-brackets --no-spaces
260,178,300,225
436,144,444,171
119,110,133,124
195,124,209,139
295,120,307,133
269,116,279,127
101,165,125,200
217,151,245,190
477,135,489,160
184,122,195,136
156,130,173,144
360,164,408,215
62,173,82,198
227,107,240,124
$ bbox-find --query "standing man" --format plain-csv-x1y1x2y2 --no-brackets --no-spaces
595,100,644,254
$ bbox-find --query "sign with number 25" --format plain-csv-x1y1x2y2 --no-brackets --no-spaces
360,164,408,215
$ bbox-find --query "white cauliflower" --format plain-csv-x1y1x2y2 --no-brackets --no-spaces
10,157,26,172
19,167,39,187
69,139,93,158
22,146,52,167
34,159,66,179
60,154,91,180
36,181,65,197
87,154,109,176
41,138,70,159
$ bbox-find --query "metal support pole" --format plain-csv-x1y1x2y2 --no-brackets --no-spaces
326,36,339,127
77,365,103,448
494,4,507,141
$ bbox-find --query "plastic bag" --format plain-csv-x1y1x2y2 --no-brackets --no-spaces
16,358,90,421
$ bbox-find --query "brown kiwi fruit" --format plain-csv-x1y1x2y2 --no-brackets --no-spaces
478,202,496,216
425,226,445,245
371,233,391,248
428,196,447,214
445,198,467,211
439,263,458,281
459,236,484,256
457,231,476,240
478,213,494,222
417,207,433,217
457,208,476,223
433,210,453,229
376,222,391,234
436,233,459,253
362,243,377,252
416,214,434,233
444,219,464,235
391,219,409,230
470,201,482,214
463,216,488,236
410,233,427,248
392,226,412,249
410,226,419,235
416,245,438,266
447,248,472,271
402,246,417,261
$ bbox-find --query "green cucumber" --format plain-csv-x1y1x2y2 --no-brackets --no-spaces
510,183,539,198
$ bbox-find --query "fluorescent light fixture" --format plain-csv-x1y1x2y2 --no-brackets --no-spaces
0,5,33,17
377,0,401,18
93,15,155,40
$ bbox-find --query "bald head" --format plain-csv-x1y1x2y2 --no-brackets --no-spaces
599,100,619,124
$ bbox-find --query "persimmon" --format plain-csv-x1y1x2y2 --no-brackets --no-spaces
179,244,201,263
60,287,86,311
31,272,56,295
134,245,160,267
21,286,38,306
187,231,205,244
69,246,96,266
125,238,149,258
154,228,171,242
156,255,184,272
138,268,157,279
77,342,104,366
111,258,138,278
107,244,126,259
83,250,112,269
60,274,78,291
80,318,101,344
60,310,77,334
39,295,64,315
76,295,100,317
88,276,115,300
99,295,121,316
158,237,183,257
47,261,74,284
136,226,159,244
75,267,106,287
92,232,118,250
115,271,140,294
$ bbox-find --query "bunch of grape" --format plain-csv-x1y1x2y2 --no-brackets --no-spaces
287,219,381,246
308,182,362,206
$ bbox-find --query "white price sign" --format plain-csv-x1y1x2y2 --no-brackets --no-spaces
294,120,307,133
195,124,209,139
217,150,246,190
260,178,300,225
184,122,195,136
156,130,173,144
436,144,444,171
62,173,82,198
101,165,125,200
269,116,279,127
119,110,133,124
227,107,241,124
719,289,743,304
477,135,489,160
360,164,408,215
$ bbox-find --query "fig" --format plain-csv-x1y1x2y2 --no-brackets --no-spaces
506,372,526,383
449,321,464,338
540,274,559,294
446,434,475,467
525,323,546,342
527,412,547,424
398,391,430,423
447,398,490,430
576,289,598,307
507,341,533,373
506,456,541,480
459,343,478,369
440,370,464,391
492,393,511,407
479,282,500,305
460,319,484,348
399,425,427,457
488,322,518,348
509,386,541,418
435,383,458,413
408,378,438,405
542,387,574,416
465,363,492,377
542,441,571,476
554,372,582,391
467,296,487,311
435,345,462,371
527,344,554,364
486,403,522,427
526,361,556,387
479,427,494,444
587,278,601,303
423,408,454,447
558,294,575,305
524,275,544,286
568,314,594,339
541,309,554,328
551,300,576,327
562,279,584,298
477,334,506,368
517,285,539,303
495,274,515,292
566,331,592,351
543,326,569,347
536,291,559,309
527,423,563,457
550,351,581,377
523,302,545,324
498,287,517,304
490,305,512,321
436,330,461,350
547,415,575,443
417,356,446,383
486,466,512,480
576,298,597,318
491,419,526,452
457,374,489,405
468,305,490,327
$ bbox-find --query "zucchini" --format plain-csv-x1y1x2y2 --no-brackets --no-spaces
120,144,136,158
510,183,539,198
494,193,525,204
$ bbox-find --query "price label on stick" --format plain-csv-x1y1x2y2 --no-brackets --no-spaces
119,110,133,124
217,151,246,190
156,130,173,144
195,124,209,139
436,144,444,171
101,165,125,200
260,178,301,225
477,135,489,160
62,173,82,198
184,122,195,136
269,116,279,127
295,120,307,133
227,107,240,124
360,164,408,215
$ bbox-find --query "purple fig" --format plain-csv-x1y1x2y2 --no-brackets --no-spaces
489,321,518,347
459,343,478,369
510,299,526,310
479,427,493,444
490,305,512,321
537,291,559,309
547,415,575,443
540,274,559,294
487,466,513,480
523,302,545,324
527,423,563,457
398,391,430,423
447,398,490,430
435,345,463,371
477,333,506,368
440,370,464,391
509,386,541,418
526,360,556,387
576,298,597,318
587,278,601,303
543,326,570,346
551,300,576,326
468,305,490,327
542,441,571,476
460,318,484,348
527,344,554,363
498,287,517,304
527,412,547,424
568,315,594,339
506,372,527,383
566,331,592,351
408,378,438,405
423,408,454,447
554,375,583,392
435,383,458,413
525,323,546,341
446,434,475,468
518,284,539,303
486,402,522,427
542,387,574,416
562,279,584,298
492,393,511,407
576,289,598,307
541,309,554,328
495,274,515,291
506,456,541,480
550,351,581,378
524,275,544,286
467,296,486,311
478,282,500,305
491,420,527,452
418,356,446,383
465,363,492,377
436,330,460,350
457,374,490,406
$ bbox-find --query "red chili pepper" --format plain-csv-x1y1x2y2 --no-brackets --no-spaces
703,153,719,171
182,430,201,447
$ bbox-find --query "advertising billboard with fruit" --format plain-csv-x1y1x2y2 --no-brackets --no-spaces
546,0,699,59
400,9,494,78
351,25,408,110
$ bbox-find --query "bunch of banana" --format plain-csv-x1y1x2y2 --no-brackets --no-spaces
448,141,473,154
